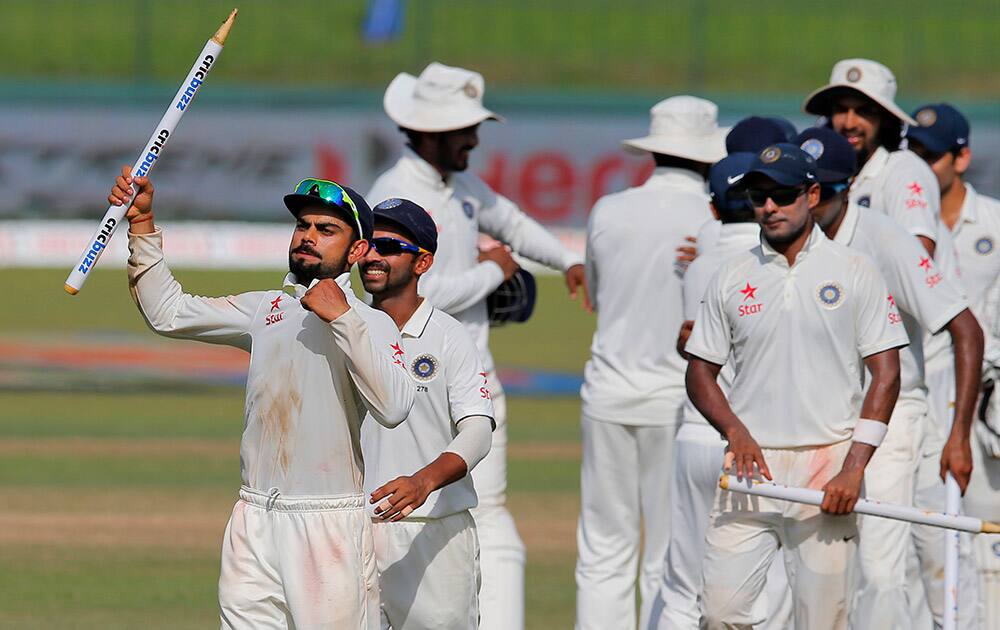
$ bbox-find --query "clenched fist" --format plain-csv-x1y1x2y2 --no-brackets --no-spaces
109,165,156,234
300,278,351,323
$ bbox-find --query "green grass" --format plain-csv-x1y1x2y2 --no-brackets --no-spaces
0,267,587,629
0,0,997,96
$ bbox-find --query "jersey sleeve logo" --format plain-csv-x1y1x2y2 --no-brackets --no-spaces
975,237,995,255
462,200,475,219
918,256,943,288
816,281,845,309
410,354,439,381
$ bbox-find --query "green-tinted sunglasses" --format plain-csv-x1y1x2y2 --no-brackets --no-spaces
291,178,365,239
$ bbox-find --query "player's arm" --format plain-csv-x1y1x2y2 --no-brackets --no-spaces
884,162,940,256
112,166,260,349
939,309,983,492
303,287,415,428
371,415,493,521
478,190,588,309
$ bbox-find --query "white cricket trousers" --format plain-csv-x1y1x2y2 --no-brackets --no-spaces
470,377,526,630
218,486,378,630
373,510,481,629
968,384,1000,630
653,430,792,630
575,410,677,630
701,440,857,630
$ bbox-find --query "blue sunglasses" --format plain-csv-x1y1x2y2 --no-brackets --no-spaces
370,237,430,256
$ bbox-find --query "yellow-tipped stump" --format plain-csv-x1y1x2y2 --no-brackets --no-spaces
212,8,239,45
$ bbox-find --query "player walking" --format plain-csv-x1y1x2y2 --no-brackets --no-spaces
359,198,496,629
686,144,906,629
110,168,415,629
800,126,983,628
367,62,586,630
907,103,1000,627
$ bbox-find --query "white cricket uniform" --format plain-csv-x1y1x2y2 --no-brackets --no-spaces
127,228,415,630
826,202,980,629
576,167,713,630
686,224,908,630
362,299,495,630
368,147,580,630
850,146,941,242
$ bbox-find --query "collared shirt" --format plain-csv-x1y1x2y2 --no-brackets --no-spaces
368,147,581,373
686,224,908,448
580,167,714,425
362,299,495,519
850,146,940,241
832,202,967,401
127,229,414,497
679,222,761,442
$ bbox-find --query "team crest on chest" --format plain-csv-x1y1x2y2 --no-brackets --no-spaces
410,354,439,381
816,281,845,309
975,236,994,255
857,195,871,208
462,200,475,218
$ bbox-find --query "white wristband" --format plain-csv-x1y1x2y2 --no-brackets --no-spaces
852,418,888,447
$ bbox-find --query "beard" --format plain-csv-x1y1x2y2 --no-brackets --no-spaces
288,243,349,285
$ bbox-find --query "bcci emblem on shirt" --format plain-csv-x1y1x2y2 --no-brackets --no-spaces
975,237,994,255
816,282,845,309
411,354,439,382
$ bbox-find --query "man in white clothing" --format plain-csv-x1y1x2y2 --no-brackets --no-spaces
907,103,1000,627
577,95,726,630
801,126,983,628
359,198,495,629
654,151,762,630
368,62,586,630
109,169,415,628
687,144,906,629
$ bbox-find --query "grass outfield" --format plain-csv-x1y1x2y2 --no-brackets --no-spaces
0,268,595,628
1,0,997,96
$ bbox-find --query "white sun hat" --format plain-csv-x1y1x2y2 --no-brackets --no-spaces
384,62,504,133
622,95,729,163
803,59,917,126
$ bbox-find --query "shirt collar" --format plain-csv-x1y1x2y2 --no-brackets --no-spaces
400,298,433,338
644,166,708,194
759,223,825,268
855,145,890,183
400,146,450,191
282,271,353,299
831,201,862,247
959,183,979,224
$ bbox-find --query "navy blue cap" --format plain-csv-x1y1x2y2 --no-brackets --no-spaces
284,180,374,242
795,127,856,183
743,143,818,187
726,116,790,153
905,103,970,154
767,116,798,143
372,198,438,253
709,152,756,213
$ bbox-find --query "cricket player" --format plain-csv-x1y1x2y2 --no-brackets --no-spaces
907,103,1000,627
368,62,586,630
655,151,762,629
109,168,415,629
578,95,725,630
358,198,495,629
686,144,907,629
799,126,983,628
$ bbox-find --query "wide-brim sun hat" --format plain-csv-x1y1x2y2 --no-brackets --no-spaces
803,58,917,127
622,95,729,163
384,62,504,133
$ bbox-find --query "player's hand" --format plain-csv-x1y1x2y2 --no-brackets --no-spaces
821,467,864,515
939,433,973,494
479,246,519,281
370,473,435,521
109,165,155,230
675,236,698,273
300,278,351,323
724,427,771,481
565,264,592,313
676,320,694,358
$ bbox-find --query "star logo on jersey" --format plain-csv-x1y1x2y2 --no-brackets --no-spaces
270,295,283,312
919,257,932,271
907,181,924,197
887,294,896,308
479,371,491,400
887,294,903,324
390,342,405,367
739,282,758,301
816,282,845,309
918,257,943,288
975,237,995,255
410,354,439,382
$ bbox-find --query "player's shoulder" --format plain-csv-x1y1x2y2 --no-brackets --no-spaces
885,149,937,182
428,307,476,347
855,206,912,239
367,162,410,201
453,171,500,204
823,237,882,279
972,185,1000,215
352,299,403,338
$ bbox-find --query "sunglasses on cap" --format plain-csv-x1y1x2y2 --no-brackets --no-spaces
746,186,806,207
370,237,430,257
292,178,364,238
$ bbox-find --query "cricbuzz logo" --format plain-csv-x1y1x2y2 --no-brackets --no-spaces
77,217,117,274
175,54,215,111
134,129,170,177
